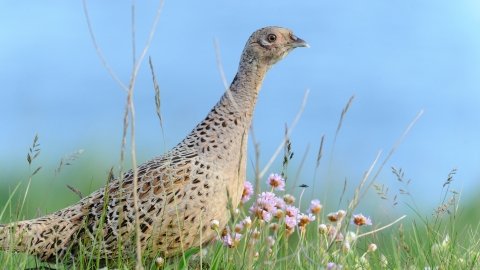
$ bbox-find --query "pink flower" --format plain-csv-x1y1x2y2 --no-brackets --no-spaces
297,213,316,227
242,216,252,229
222,234,233,247
351,213,372,226
266,173,285,191
269,223,280,231
285,205,300,218
326,262,342,269
285,216,297,228
326,263,335,269
307,199,323,214
250,206,271,222
249,192,278,222
241,181,254,204
335,232,344,241
223,233,242,248
273,209,284,218
273,196,285,209
234,223,243,232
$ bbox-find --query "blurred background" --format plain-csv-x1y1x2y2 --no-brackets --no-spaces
0,1,479,224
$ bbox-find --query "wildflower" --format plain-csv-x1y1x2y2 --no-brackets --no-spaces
266,173,285,191
155,257,164,267
307,199,323,214
327,211,345,222
267,236,275,246
283,194,295,204
351,213,372,226
318,224,328,234
253,252,259,258
273,209,284,218
297,213,316,227
234,223,243,233
222,233,242,248
327,225,336,237
273,196,285,209
233,233,242,246
250,206,271,222
222,235,234,247
242,216,252,229
257,192,277,212
342,241,350,252
368,243,377,253
249,192,277,222
252,229,261,239
326,262,343,269
234,208,240,217
221,226,229,237
286,226,295,237
335,232,344,242
285,205,300,218
269,223,279,231
240,181,254,204
336,210,346,219
210,220,219,230
285,216,297,228
327,213,337,222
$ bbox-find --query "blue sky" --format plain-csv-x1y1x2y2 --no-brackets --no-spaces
1,1,479,212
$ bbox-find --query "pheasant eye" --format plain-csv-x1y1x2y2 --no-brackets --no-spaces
267,34,277,42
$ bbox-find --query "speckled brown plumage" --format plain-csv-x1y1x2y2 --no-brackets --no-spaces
0,26,308,263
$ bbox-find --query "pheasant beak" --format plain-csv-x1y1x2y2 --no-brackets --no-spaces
290,35,310,48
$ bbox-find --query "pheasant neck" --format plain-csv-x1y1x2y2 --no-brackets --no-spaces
228,59,269,126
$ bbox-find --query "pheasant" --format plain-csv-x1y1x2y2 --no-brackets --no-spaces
0,26,308,263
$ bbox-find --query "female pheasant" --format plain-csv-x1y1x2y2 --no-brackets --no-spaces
0,26,308,263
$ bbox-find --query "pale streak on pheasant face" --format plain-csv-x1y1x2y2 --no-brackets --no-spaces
245,26,309,68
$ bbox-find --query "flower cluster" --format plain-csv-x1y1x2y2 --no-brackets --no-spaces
214,171,375,268
284,205,300,236
249,192,279,222
220,226,241,248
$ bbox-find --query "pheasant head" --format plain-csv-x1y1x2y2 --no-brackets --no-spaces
241,26,309,68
